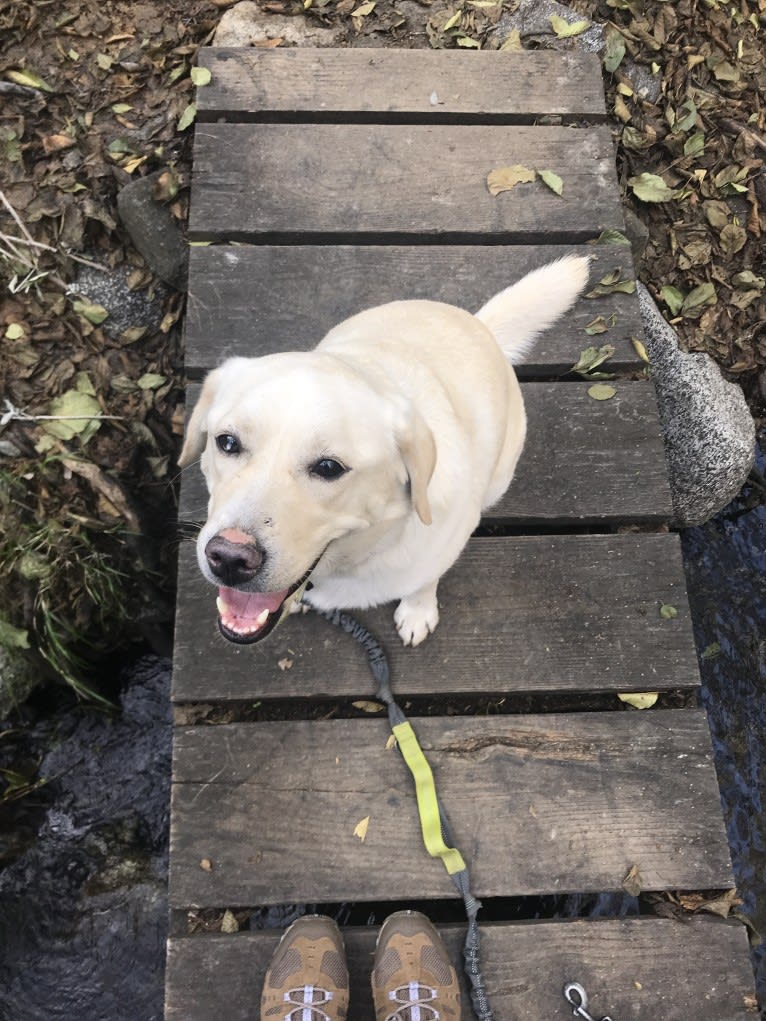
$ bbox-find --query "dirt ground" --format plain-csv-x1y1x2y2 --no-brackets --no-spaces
0,0,764,700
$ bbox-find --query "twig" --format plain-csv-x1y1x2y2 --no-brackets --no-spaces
0,189,36,247
1,400,123,427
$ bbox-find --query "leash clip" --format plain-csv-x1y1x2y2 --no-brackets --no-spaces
563,982,614,1021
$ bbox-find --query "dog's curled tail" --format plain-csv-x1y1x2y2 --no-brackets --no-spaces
474,255,591,364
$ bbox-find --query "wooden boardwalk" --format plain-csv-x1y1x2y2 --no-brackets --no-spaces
166,49,756,1019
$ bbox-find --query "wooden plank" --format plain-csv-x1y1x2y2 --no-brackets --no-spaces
168,709,731,906
179,382,673,528
189,124,623,242
185,243,642,376
197,48,607,122
166,918,755,1021
172,533,698,702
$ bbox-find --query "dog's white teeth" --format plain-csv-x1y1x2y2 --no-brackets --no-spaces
216,596,228,615
255,608,269,626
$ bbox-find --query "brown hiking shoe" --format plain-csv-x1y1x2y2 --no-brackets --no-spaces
260,915,349,1020
371,911,462,1020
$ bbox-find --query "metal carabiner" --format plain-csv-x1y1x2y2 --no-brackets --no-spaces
563,982,614,1021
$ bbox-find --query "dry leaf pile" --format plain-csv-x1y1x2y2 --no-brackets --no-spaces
590,0,766,397
0,1,218,697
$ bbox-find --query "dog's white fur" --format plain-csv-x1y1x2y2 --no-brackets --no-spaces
180,256,590,645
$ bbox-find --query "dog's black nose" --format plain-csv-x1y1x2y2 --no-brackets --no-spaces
205,535,264,586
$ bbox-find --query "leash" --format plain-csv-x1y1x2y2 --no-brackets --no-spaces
313,607,494,1021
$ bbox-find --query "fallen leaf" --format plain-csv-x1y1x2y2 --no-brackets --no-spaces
43,390,103,442
190,66,212,87
153,170,180,202
443,10,461,29
122,155,147,175
618,692,659,709
112,102,133,114
583,317,616,337
631,337,650,363
628,172,676,203
177,103,197,132
137,373,167,390
500,29,523,51
585,269,636,298
592,229,630,246
486,165,536,196
572,343,615,375
622,863,642,897
549,14,590,37
732,271,763,290
351,1,376,14
537,169,563,195
61,457,140,531
353,815,370,841
72,300,109,325
659,603,678,619
200,858,213,872
456,36,481,48
6,69,55,93
220,909,239,933
680,282,716,318
5,323,24,340
701,642,721,661
385,734,398,750
278,657,293,671
352,700,384,713
42,134,76,155
719,223,747,255
0,618,30,650
683,131,705,158
603,27,626,72
587,383,616,401
660,285,685,315
675,98,697,132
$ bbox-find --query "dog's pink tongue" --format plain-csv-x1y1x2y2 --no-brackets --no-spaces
217,585,290,635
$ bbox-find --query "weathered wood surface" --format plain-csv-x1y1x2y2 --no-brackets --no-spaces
189,124,623,242
179,381,672,528
166,918,755,1021
185,243,642,376
167,45,756,1021
196,48,607,122
169,709,731,906
172,533,698,701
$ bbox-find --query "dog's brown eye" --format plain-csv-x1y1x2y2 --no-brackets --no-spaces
216,433,241,455
310,458,347,480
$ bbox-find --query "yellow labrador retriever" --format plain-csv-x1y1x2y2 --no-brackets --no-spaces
180,256,590,646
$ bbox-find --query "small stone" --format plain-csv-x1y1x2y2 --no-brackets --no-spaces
214,2,344,46
117,170,188,289
495,0,604,53
72,262,169,340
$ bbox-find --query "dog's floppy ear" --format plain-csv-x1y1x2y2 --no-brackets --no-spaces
396,404,436,526
178,367,222,468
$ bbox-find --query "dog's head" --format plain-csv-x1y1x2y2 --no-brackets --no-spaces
180,353,436,643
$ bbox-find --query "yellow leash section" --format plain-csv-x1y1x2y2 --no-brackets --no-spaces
313,606,493,1021
392,721,466,876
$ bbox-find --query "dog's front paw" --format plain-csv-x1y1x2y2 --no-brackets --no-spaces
394,590,439,647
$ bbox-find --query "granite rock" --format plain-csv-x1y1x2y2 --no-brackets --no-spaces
71,262,168,340
637,282,755,525
495,0,604,53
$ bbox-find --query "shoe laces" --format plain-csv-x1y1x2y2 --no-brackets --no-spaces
385,982,440,1021
283,984,335,1020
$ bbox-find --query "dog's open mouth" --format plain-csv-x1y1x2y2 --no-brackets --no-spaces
215,570,313,645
